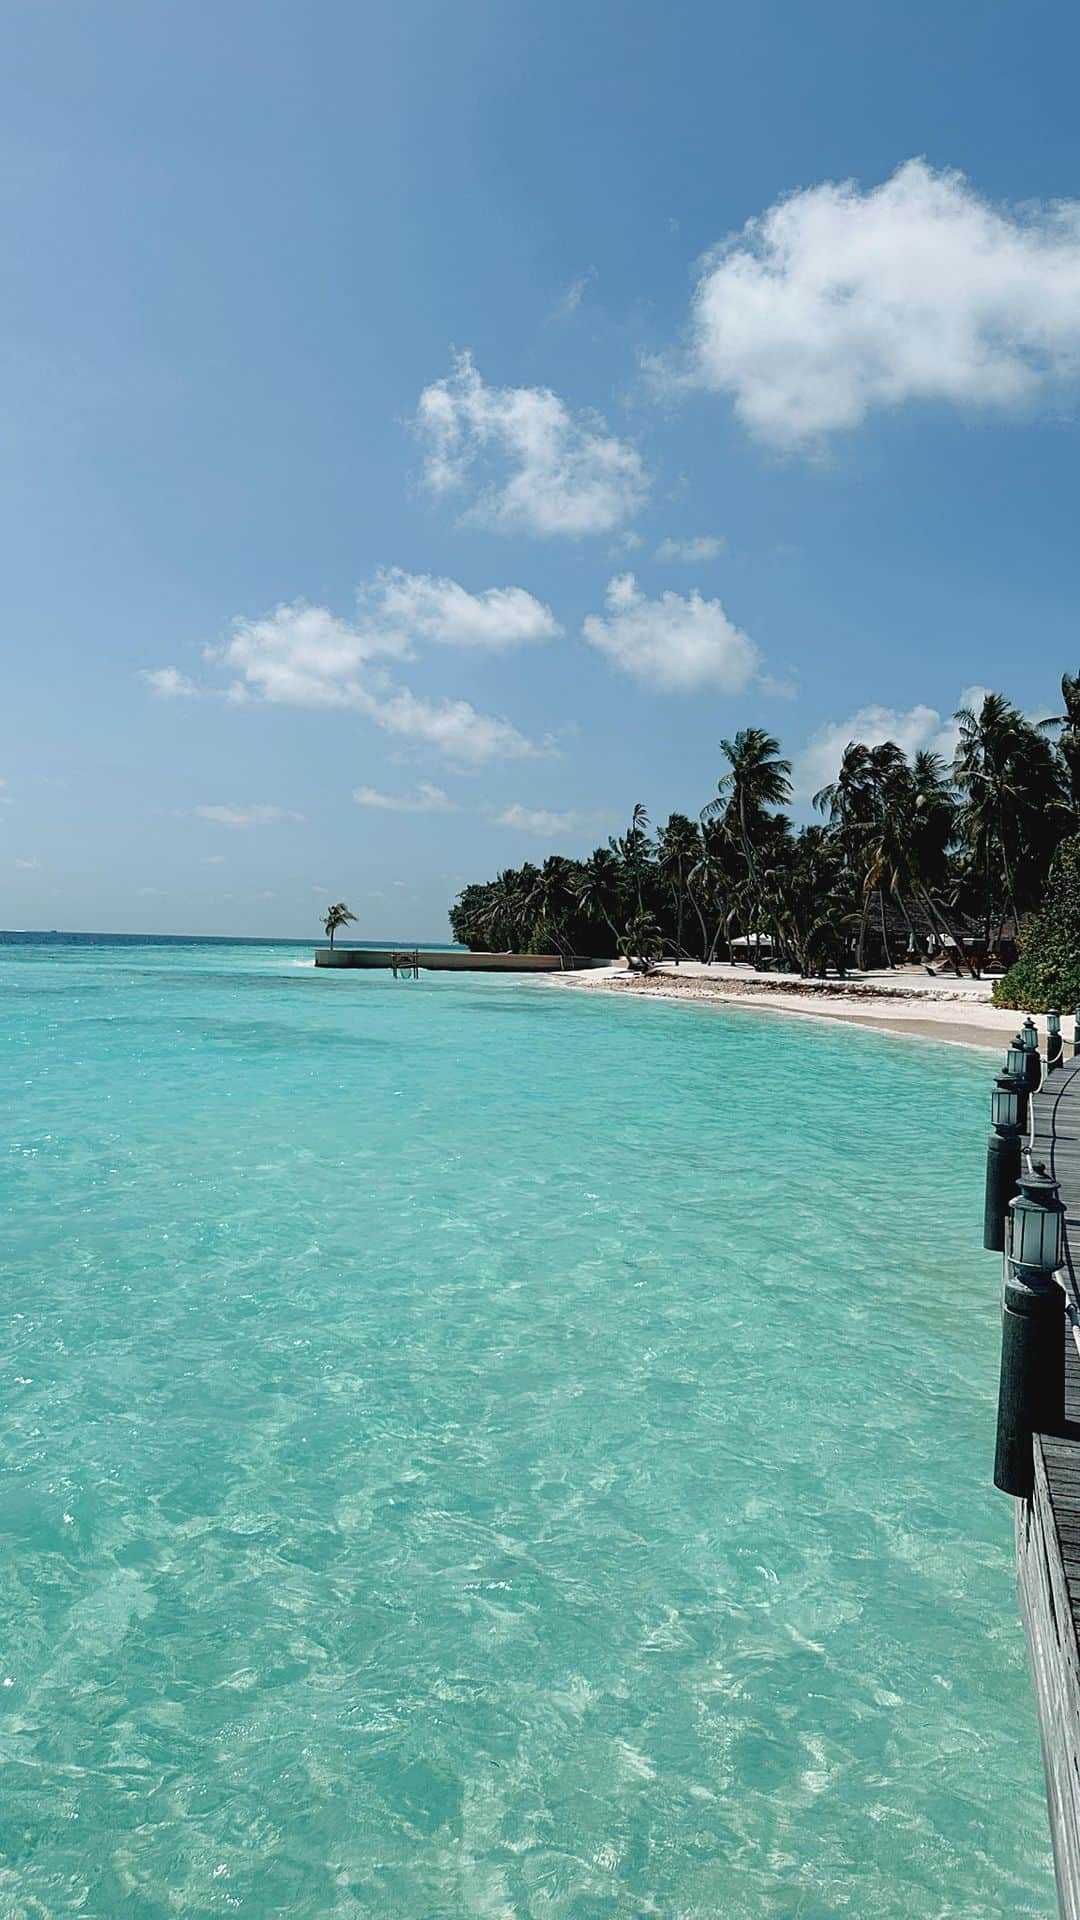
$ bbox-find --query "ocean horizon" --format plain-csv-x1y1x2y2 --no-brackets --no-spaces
1,932,1055,1915
0,929,462,949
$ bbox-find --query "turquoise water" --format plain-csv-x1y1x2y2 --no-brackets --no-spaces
1,936,1054,1918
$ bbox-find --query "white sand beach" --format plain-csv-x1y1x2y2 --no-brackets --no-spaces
552,959,1039,1052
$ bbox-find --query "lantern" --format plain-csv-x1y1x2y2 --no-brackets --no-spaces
1005,1036,1026,1081
991,1073,1022,1133
1022,1018,1039,1052
1006,1161,1066,1276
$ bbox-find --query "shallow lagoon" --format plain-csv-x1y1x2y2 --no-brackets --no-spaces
0,937,1054,1916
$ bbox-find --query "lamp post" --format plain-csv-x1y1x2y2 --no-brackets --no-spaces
1048,1007,1063,1072
1006,1034,1029,1132
1021,1016,1041,1094
1074,1007,1080,1059
984,1064,1025,1250
994,1160,1067,1497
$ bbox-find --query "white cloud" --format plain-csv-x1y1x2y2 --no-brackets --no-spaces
218,601,408,709
137,887,168,898
582,573,761,693
369,569,559,651
352,782,456,813
188,571,553,766
194,804,304,828
675,159,1080,448
140,667,198,698
354,687,544,766
654,534,726,564
415,351,648,536
15,858,39,871
215,572,555,707
494,803,610,839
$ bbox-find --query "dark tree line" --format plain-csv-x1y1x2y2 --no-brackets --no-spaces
449,681,1080,976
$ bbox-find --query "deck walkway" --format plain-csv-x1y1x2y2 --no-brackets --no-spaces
1031,1056,1080,1315
1016,1055,1080,1918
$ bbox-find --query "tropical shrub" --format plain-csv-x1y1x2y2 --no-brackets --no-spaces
993,834,1080,1011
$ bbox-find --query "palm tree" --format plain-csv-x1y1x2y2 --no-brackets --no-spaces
656,813,701,961
610,802,652,914
689,819,740,960
704,730,792,961
483,870,528,951
1040,670,1080,816
576,847,625,952
445,668,1080,986
524,856,576,964
623,908,663,973
954,693,1065,954
323,901,357,949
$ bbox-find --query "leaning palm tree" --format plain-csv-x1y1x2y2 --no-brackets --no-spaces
524,856,576,965
623,908,663,974
575,847,625,952
323,901,357,949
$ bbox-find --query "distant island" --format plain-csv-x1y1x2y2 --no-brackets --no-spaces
449,681,1080,1013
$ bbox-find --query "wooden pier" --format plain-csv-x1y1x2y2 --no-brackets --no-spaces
1006,1051,1080,1917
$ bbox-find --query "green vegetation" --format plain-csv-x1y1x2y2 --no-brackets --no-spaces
993,835,1080,1011
323,901,357,949
450,681,1079,980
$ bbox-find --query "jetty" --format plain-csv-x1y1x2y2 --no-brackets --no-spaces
988,1013,1080,1917
315,948,611,973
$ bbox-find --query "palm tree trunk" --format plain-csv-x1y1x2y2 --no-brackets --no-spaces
894,889,916,953
983,842,993,953
690,891,710,960
917,887,970,977
855,894,870,970
997,826,1021,954
878,888,893,968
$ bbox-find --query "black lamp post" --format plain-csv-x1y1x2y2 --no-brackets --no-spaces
1021,1016,1042,1094
1048,1007,1063,1072
1073,1006,1080,1060
984,1064,1025,1250
1006,1034,1029,1129
994,1160,1068,1497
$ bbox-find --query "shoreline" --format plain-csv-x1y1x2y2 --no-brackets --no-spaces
549,960,1027,1053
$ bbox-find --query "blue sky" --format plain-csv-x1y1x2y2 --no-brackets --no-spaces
4,0,1079,938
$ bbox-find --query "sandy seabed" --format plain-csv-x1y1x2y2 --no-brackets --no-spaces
550,959,1034,1053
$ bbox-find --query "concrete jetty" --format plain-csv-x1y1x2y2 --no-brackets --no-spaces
315,948,612,973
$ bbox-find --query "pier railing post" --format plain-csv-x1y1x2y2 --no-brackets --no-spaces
994,1161,1067,1498
1048,1007,1064,1072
